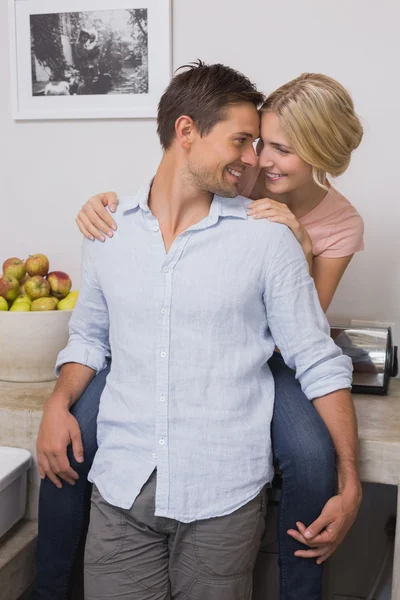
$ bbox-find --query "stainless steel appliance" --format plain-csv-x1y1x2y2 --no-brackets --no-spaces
330,326,398,395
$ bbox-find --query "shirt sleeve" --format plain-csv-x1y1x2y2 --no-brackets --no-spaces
263,229,353,400
317,209,364,258
55,240,110,376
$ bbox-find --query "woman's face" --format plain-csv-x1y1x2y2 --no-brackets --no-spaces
257,111,313,194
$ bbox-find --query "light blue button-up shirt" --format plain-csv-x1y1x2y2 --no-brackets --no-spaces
56,182,352,522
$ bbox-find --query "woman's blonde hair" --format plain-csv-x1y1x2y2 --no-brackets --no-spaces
261,73,363,189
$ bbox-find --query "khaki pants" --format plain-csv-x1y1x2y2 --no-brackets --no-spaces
84,471,267,599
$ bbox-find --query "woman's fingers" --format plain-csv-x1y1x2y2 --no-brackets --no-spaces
82,202,117,233
76,214,106,242
97,191,119,213
248,198,289,212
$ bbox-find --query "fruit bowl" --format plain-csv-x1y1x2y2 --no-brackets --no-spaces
0,309,73,383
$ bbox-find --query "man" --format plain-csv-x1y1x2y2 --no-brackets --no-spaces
37,62,361,599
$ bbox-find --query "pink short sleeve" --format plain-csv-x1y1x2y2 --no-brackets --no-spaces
300,190,364,259
318,208,364,258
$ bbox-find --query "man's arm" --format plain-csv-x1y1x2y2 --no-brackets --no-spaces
36,363,96,488
264,228,361,562
288,389,362,563
37,241,110,488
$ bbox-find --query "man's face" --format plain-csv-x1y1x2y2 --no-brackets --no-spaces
187,104,260,198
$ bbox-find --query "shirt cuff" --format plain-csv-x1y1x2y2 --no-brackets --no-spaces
55,344,109,377
300,355,353,400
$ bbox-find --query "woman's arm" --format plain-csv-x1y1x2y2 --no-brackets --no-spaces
312,254,354,312
76,192,119,241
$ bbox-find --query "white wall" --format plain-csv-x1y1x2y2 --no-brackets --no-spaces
1,0,399,346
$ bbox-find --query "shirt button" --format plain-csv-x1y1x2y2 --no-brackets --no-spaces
161,308,167,315
163,267,169,273
153,452,157,459
159,438,165,446
160,396,165,403
152,225,159,232
160,351,167,358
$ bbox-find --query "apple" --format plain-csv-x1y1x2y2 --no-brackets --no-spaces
0,275,20,302
47,271,72,299
57,292,77,310
31,297,57,311
3,257,27,282
25,254,49,277
10,302,30,312
13,294,32,305
19,274,29,294
25,276,51,300
0,297,8,311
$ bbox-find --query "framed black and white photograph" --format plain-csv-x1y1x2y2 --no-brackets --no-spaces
9,0,171,119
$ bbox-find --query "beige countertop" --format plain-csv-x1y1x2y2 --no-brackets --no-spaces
0,378,399,445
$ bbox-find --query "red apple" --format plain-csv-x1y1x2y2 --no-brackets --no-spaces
47,271,72,299
25,254,49,277
31,297,57,311
25,276,51,300
2,257,27,282
0,275,20,302
19,274,29,294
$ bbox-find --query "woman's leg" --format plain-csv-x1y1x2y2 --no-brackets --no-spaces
30,363,110,600
268,353,336,600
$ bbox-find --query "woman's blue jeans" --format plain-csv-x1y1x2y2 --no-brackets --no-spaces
30,353,335,600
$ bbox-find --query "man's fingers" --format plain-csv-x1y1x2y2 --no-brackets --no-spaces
71,429,84,464
316,548,336,565
304,515,331,539
54,452,79,481
39,454,62,489
294,545,332,559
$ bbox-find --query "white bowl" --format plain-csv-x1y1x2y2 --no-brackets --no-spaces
0,309,72,382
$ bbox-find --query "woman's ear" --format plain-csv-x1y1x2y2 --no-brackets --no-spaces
175,115,197,150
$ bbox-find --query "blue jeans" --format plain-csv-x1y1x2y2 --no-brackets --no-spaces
30,353,335,600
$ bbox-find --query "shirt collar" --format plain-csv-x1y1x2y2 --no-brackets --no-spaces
120,181,249,222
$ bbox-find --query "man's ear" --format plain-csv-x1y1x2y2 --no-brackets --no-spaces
175,115,197,149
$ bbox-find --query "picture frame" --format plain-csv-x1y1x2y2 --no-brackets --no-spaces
8,0,172,120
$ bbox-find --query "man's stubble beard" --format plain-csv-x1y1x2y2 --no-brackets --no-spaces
187,162,237,199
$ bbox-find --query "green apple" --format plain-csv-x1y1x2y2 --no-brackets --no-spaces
31,297,57,311
3,257,27,282
13,294,32,305
47,271,72,299
10,302,30,312
25,254,49,277
0,275,20,302
25,276,51,300
0,297,8,311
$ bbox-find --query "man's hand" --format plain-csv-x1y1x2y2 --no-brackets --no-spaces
287,487,362,564
36,398,84,488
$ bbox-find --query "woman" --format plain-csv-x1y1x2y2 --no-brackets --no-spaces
31,73,363,600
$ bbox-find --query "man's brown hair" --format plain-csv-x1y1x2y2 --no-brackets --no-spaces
157,60,265,150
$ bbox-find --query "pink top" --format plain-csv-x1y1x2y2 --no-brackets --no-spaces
241,171,364,259
299,189,364,258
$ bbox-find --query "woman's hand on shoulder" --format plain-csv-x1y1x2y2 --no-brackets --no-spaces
247,197,312,255
76,192,119,242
